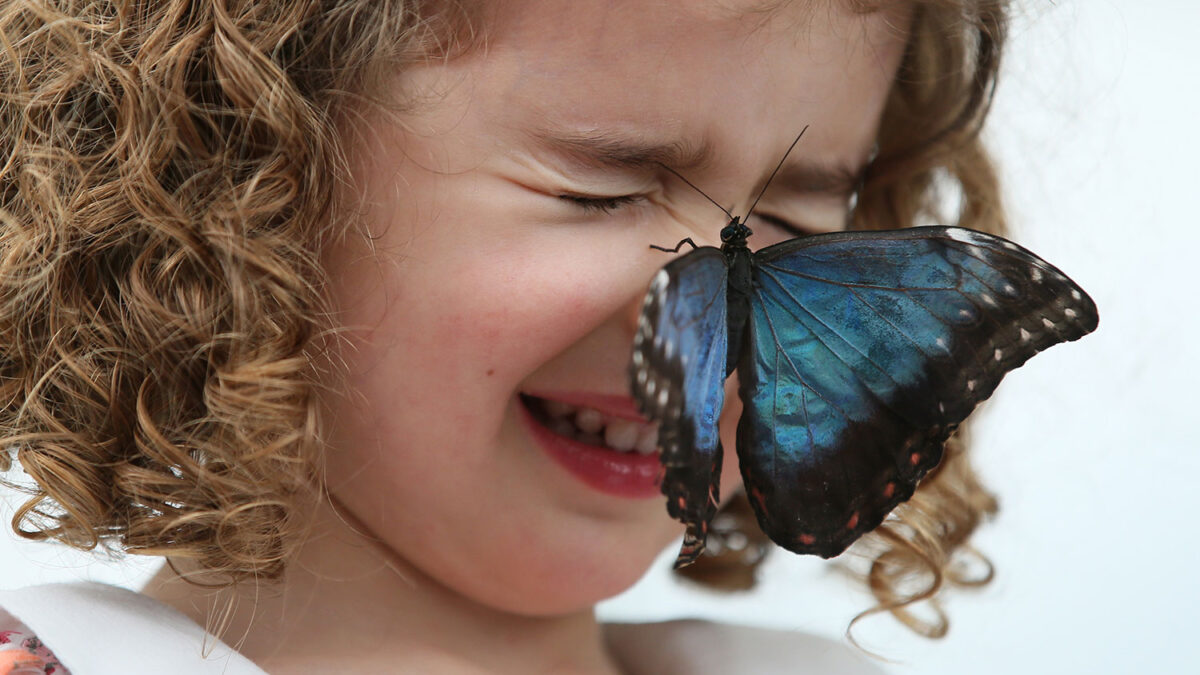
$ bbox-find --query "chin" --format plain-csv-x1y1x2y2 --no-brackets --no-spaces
430,520,680,617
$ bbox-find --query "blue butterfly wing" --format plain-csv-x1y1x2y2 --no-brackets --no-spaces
736,226,1098,558
630,246,729,567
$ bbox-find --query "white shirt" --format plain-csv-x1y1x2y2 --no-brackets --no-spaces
0,582,266,675
0,582,888,674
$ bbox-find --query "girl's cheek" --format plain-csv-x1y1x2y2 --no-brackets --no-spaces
421,243,652,377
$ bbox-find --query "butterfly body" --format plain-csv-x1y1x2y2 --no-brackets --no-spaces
631,224,1098,567
719,219,755,376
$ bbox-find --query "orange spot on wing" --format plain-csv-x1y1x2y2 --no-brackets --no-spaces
883,482,896,498
750,487,767,512
798,533,816,546
910,452,921,466
846,512,859,529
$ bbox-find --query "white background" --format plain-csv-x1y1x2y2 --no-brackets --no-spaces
2,1,1195,673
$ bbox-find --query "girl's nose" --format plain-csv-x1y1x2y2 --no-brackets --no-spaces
620,217,723,349
622,277,651,343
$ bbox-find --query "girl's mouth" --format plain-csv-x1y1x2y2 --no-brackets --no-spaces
519,393,663,499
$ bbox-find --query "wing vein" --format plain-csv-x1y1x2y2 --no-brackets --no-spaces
756,267,925,429
759,261,950,293
758,266,903,387
751,284,852,425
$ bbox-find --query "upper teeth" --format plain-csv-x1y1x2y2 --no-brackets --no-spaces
543,399,659,454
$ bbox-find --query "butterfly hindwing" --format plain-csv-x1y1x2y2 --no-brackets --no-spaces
736,226,1098,558
630,246,729,567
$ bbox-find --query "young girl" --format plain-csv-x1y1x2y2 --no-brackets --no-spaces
0,0,1009,672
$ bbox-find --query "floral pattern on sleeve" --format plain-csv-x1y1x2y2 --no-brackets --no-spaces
0,628,70,674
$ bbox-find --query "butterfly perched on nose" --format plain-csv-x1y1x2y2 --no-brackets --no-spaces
629,134,1099,568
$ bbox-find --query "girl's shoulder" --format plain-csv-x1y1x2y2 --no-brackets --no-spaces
604,619,890,675
0,582,266,675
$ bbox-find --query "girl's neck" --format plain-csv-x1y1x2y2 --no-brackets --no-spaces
142,497,624,675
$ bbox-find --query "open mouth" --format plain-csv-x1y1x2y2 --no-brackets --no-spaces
520,394,659,455
519,393,663,499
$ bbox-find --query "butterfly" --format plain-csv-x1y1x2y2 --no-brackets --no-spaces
629,132,1099,568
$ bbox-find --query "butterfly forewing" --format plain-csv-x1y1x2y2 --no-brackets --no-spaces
736,226,1098,558
629,246,730,567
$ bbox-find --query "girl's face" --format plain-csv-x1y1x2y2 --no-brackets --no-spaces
323,0,909,616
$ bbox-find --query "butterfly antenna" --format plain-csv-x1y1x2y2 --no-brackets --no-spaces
657,162,734,220
745,125,809,219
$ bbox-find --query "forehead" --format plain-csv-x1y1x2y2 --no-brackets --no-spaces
479,0,905,55
388,0,910,202
477,1,906,144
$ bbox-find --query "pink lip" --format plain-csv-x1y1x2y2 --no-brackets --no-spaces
518,394,662,499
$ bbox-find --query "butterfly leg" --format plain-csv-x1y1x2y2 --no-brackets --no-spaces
649,238,698,253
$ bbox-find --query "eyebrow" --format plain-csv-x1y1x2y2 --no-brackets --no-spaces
770,159,863,197
533,128,713,172
531,127,865,198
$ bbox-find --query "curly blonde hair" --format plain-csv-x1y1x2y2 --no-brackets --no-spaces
0,0,1005,638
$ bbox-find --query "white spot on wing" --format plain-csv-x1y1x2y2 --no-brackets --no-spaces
652,269,669,290
994,348,1003,361
652,270,668,305
946,229,974,243
1019,328,1032,342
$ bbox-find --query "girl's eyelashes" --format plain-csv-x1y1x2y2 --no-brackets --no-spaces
750,211,817,238
555,193,828,238
558,193,644,214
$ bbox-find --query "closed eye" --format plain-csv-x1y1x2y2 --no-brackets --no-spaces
751,212,818,238
558,193,644,214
